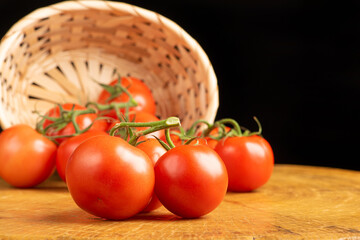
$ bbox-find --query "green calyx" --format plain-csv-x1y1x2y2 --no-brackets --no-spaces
97,75,131,103
89,75,138,120
34,104,99,144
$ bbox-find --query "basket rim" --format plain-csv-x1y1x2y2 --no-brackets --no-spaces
2,1,210,61
0,0,219,130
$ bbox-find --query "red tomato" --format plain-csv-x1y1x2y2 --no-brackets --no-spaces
98,77,156,117
136,139,167,212
56,130,108,182
186,137,210,146
160,132,210,147
200,126,231,149
214,135,274,192
66,135,155,220
154,145,228,218
108,111,164,141
43,103,108,143
0,124,57,188
203,137,218,149
199,126,231,137
161,126,227,148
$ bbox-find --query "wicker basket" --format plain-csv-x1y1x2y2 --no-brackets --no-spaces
0,0,218,131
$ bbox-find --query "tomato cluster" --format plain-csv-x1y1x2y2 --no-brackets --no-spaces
0,75,274,220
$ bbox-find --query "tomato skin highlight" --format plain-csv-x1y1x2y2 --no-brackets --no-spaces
56,130,108,182
66,135,155,220
136,139,167,212
154,145,228,218
0,124,57,188
214,135,274,192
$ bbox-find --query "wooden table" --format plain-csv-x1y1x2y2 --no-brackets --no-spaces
0,164,360,239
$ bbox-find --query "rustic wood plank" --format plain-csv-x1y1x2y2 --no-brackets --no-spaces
0,164,360,239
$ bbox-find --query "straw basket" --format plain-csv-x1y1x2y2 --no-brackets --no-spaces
0,0,218,131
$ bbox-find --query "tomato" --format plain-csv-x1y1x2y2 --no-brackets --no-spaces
0,124,57,188
214,135,274,192
136,139,167,212
98,77,156,117
43,103,108,143
159,130,204,147
154,144,228,218
108,111,164,141
66,135,155,220
186,137,211,146
160,126,230,148
160,131,210,147
56,130,108,182
200,126,231,149
203,137,218,149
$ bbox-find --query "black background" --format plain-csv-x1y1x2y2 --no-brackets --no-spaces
1,0,360,170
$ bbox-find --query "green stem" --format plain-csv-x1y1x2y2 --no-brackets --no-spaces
215,118,242,137
186,119,212,137
70,108,96,133
34,106,96,136
200,124,217,138
248,116,262,136
94,74,137,104
87,98,137,121
35,116,46,135
165,129,176,149
87,99,137,112
109,116,181,146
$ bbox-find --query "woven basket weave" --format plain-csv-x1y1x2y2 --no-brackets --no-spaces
0,0,218,130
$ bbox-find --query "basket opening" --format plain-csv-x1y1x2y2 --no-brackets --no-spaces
0,1,218,130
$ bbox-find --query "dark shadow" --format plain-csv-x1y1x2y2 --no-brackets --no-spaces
31,185,69,193
0,180,68,192
129,212,196,221
37,208,204,224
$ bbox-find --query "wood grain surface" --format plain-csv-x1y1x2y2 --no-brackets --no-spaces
0,164,360,240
